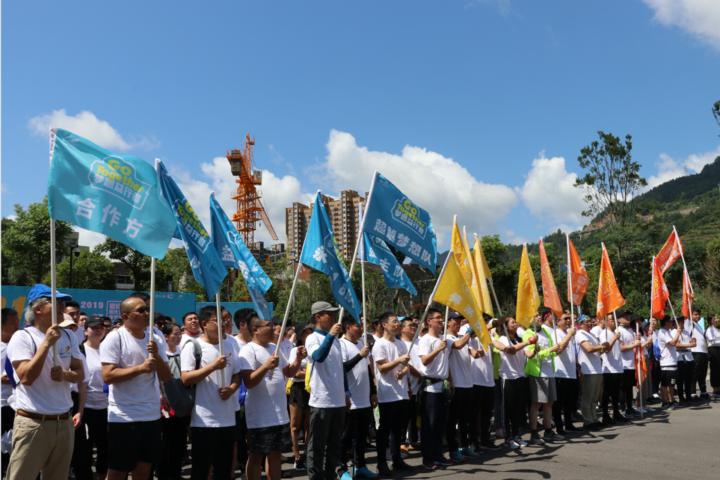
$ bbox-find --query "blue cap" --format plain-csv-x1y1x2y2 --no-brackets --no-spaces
577,314,591,324
26,284,72,305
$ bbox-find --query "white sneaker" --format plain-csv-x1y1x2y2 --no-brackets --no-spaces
506,439,521,450
514,436,528,447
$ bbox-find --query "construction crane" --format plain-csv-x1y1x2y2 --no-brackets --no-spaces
227,133,279,248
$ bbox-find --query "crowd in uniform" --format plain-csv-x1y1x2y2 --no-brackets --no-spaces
2,284,720,480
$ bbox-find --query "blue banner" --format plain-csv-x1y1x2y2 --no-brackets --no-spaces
156,161,227,299
362,172,437,271
47,129,176,259
363,233,417,296
300,192,361,321
209,193,273,320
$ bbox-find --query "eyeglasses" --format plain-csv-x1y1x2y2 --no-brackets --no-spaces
133,307,149,314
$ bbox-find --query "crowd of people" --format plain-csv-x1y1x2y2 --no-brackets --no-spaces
1,284,719,480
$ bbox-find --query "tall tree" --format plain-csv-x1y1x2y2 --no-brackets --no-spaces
53,251,116,290
2,199,73,284
575,131,647,226
95,239,151,290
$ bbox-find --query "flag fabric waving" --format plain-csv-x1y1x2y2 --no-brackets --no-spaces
567,238,589,306
516,244,540,328
656,229,682,274
434,255,490,347
450,221,481,308
363,232,417,296
300,192,361,321
539,240,563,317
209,194,273,320
156,160,227,298
596,243,625,318
651,257,669,320
471,235,494,316
681,267,694,318
362,172,437,271
48,129,176,259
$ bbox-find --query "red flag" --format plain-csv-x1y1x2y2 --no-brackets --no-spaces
567,238,589,305
539,240,563,317
634,325,648,384
681,267,694,318
656,229,682,274
651,257,669,320
596,243,625,318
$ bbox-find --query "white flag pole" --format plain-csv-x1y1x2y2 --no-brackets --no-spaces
407,252,451,356
567,233,575,330
48,129,59,365
443,306,450,340
636,321,644,419
358,204,368,339
215,292,225,386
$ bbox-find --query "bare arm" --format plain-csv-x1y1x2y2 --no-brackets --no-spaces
181,355,227,387
376,355,409,373
103,361,152,384
420,340,447,366
452,334,472,349
240,355,279,389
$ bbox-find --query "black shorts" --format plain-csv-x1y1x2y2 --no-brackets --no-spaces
288,381,309,408
107,420,162,472
247,423,291,454
660,369,677,387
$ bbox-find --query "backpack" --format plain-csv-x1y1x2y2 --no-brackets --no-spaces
163,338,201,418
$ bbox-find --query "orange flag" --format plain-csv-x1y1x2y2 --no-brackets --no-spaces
567,238,589,306
651,257,669,320
634,324,648,384
596,242,625,318
681,267,694,318
539,240,563,317
656,229,682,274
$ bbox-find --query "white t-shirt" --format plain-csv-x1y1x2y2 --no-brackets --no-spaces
232,336,248,351
181,332,201,347
1,341,12,407
288,347,308,383
688,321,708,354
675,325,694,362
70,354,90,394
340,338,371,409
278,339,293,364
497,335,526,380
617,326,637,370
600,329,623,373
469,338,494,387
657,328,678,369
238,341,289,429
706,326,720,347
575,329,602,375
7,326,82,415
417,334,451,393
403,338,422,395
554,329,577,379
372,337,409,403
591,325,603,338
447,333,473,388
100,327,168,422
83,344,108,409
305,331,345,408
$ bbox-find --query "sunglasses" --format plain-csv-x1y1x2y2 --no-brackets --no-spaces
133,307,150,314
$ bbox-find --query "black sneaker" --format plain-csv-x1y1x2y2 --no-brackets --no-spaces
392,461,413,472
528,433,546,446
377,463,392,478
293,458,306,471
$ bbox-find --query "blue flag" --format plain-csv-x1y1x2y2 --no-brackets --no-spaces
156,160,227,298
362,172,437,271
47,129,176,259
363,233,417,296
209,194,273,320
300,192,361,321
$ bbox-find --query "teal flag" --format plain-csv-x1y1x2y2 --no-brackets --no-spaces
47,129,176,258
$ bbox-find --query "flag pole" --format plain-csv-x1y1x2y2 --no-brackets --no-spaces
407,252,451,356
566,233,575,329
359,204,368,339
215,292,225,386
443,306,450,340
636,321,644,419
475,234,503,317
48,129,59,365
673,225,694,315
275,237,308,352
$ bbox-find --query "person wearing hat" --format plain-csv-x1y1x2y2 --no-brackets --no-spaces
575,314,606,429
239,313,303,480
304,301,346,480
101,295,171,480
5,284,85,480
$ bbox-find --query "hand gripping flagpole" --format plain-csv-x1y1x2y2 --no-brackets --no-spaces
407,252,451,356
48,129,60,366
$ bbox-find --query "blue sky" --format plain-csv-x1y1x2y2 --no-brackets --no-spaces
3,0,719,248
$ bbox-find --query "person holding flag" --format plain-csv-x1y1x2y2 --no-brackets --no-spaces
575,315,606,430
656,316,694,409
599,314,625,425
616,311,642,417
551,311,579,434
675,317,696,405
688,309,709,400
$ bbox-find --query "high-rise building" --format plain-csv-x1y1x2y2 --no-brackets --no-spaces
284,190,366,263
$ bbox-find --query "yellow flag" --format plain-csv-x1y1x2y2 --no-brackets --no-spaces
450,220,473,286
515,244,540,328
472,235,494,316
435,254,491,347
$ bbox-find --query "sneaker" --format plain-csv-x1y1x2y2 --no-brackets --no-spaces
421,463,438,471
528,433,545,446
450,450,464,462
506,439,521,450
435,457,453,467
614,414,629,423
294,458,306,470
544,430,564,442
355,466,379,479
377,463,392,478
514,436,528,447
460,447,478,457
481,441,501,450
625,408,639,417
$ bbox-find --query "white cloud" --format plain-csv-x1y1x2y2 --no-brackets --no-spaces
28,109,158,151
519,154,587,232
644,0,720,50
75,227,106,251
323,130,518,248
646,145,720,189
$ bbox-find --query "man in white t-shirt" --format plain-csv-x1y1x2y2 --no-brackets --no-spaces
180,311,202,345
467,322,496,450
616,311,642,416
551,311,579,434
1,307,19,475
373,312,412,475
100,296,171,480
400,318,421,450
599,315,625,424
6,284,84,480
304,301,347,480
239,315,302,480
445,313,474,460
689,309,709,399
339,315,376,479
181,305,241,480
575,315,606,429
231,307,256,472
656,316,696,408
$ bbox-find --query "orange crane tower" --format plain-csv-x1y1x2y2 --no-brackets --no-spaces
226,133,279,248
